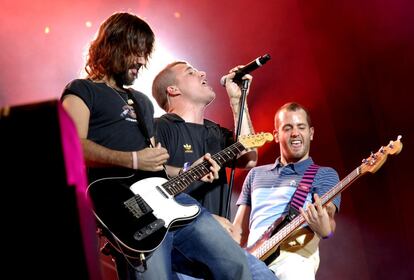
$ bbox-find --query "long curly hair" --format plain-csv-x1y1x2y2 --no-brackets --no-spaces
85,12,155,80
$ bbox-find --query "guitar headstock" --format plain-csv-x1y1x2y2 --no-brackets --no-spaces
360,135,403,174
239,132,274,149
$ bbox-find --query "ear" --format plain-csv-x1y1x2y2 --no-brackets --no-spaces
273,129,279,143
167,86,180,97
310,127,314,141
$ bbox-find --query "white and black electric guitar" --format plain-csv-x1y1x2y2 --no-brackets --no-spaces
87,132,273,258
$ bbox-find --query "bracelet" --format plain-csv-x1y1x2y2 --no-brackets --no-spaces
183,162,191,172
321,231,334,240
132,151,138,170
179,162,191,175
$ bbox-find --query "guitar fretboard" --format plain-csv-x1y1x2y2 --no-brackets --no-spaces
163,142,246,196
253,166,362,259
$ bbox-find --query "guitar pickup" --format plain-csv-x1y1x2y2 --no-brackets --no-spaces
133,219,165,241
124,194,153,219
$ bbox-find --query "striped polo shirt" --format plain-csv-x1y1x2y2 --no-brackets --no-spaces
236,157,341,247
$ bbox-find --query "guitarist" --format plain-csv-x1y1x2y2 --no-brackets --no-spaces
61,12,253,280
152,62,277,279
233,102,341,280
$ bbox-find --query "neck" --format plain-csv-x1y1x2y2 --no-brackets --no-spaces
97,76,124,92
169,104,206,124
280,155,309,166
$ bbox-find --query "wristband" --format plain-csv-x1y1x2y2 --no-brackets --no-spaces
132,151,138,170
322,231,334,240
179,162,191,175
183,162,191,172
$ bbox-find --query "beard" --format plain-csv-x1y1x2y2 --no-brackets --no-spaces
114,70,135,87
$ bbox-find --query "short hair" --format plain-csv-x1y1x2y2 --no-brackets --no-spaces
274,102,312,129
85,12,155,80
152,61,186,111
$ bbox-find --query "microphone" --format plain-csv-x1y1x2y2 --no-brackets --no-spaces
220,54,271,86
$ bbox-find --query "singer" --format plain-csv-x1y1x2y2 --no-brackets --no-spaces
152,60,278,279
221,54,271,86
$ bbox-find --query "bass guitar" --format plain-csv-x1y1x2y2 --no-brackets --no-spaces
246,136,403,263
87,132,273,258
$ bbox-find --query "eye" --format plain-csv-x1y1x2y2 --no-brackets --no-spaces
298,125,307,130
283,126,292,132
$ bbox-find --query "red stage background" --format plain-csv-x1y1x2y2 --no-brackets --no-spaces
1,1,413,279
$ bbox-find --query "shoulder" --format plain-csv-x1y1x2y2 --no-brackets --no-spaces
154,114,182,136
316,166,339,178
64,79,96,92
204,118,233,138
248,163,274,177
313,165,340,189
155,115,172,130
204,118,219,127
204,118,230,131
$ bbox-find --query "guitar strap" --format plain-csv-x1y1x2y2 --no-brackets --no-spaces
126,89,152,148
288,163,320,218
121,89,153,270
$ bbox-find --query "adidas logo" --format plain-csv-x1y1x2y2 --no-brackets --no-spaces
183,144,193,153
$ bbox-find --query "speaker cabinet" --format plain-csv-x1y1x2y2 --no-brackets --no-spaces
0,100,102,279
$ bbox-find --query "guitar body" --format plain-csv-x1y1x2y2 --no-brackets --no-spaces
87,173,200,257
246,215,286,263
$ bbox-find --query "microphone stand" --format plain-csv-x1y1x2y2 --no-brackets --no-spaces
225,79,249,220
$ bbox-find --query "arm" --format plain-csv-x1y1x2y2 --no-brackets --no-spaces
233,204,252,247
213,214,243,244
62,94,169,171
223,69,257,169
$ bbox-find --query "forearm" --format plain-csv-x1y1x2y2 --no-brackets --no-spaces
230,101,255,136
230,102,258,169
164,165,182,178
81,138,133,169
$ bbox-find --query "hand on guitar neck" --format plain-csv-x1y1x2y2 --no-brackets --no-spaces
299,193,336,239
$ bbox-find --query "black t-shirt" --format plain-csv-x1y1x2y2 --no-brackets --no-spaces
154,113,234,216
62,79,156,182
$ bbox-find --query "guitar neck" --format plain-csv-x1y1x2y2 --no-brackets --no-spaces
254,166,363,260
162,141,246,196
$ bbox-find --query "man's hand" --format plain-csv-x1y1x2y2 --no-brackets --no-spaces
190,153,220,183
223,66,253,106
213,214,243,244
136,143,169,171
300,193,333,238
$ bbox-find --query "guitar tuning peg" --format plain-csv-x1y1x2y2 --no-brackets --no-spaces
362,158,368,164
379,147,385,154
397,135,402,141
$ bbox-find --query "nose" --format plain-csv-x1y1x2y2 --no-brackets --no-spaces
291,126,300,137
134,57,147,66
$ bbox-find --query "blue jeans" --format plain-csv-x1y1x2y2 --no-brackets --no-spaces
114,193,252,279
173,249,278,280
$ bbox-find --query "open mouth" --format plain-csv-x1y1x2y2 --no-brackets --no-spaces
291,139,302,149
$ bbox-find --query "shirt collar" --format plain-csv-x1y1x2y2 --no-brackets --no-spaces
160,113,217,128
268,157,314,175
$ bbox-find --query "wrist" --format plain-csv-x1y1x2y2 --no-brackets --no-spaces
321,231,334,240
